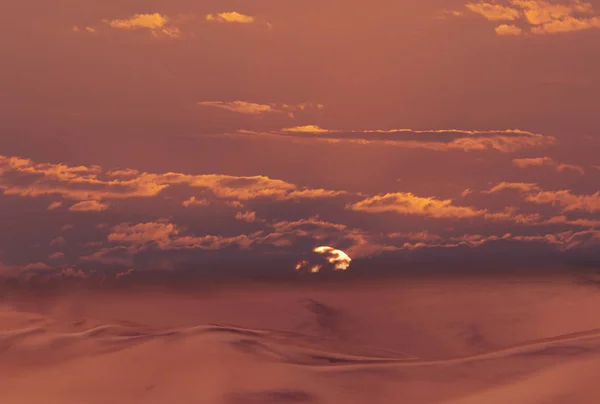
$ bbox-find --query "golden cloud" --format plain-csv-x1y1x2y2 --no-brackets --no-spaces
69,200,109,212
281,125,332,133
105,13,182,38
0,155,343,203
465,0,600,35
182,197,210,207
349,192,486,218
107,13,168,29
465,2,521,20
495,24,524,35
206,12,255,23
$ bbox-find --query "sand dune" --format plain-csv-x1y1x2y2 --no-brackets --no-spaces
2,277,600,403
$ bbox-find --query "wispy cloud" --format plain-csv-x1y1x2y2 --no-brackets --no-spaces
48,201,62,210
198,101,323,117
72,26,97,34
281,125,332,133
486,182,600,213
222,127,556,152
512,157,585,174
69,200,109,212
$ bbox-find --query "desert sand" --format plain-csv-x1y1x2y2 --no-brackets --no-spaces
2,275,600,403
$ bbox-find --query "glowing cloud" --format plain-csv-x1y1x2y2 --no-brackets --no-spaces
495,24,524,35
69,200,109,212
465,2,521,20
206,12,255,24
182,197,210,207
464,0,600,35
0,155,343,203
105,13,182,38
349,193,486,218
281,125,332,133
107,13,168,29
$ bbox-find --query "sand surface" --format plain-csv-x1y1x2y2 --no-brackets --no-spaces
2,276,600,403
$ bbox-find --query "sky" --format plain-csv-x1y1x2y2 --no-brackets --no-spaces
1,0,599,281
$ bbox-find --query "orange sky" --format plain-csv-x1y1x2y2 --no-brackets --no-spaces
1,0,599,280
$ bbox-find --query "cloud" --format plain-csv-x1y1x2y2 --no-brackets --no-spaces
108,221,179,248
512,157,585,174
350,192,543,226
105,13,182,38
465,2,521,20
512,157,555,168
556,163,585,175
82,215,392,275
464,0,600,35
281,125,332,133
495,24,524,35
182,197,210,207
205,12,255,24
48,201,62,210
0,155,344,203
69,200,109,212
486,182,600,213
225,127,556,152
49,252,65,260
0,261,54,278
107,13,167,30
116,268,135,279
198,101,323,117
72,26,97,34
235,211,257,222
393,229,600,252
437,10,466,19
199,101,278,115
526,189,600,213
349,192,486,218
484,182,541,194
